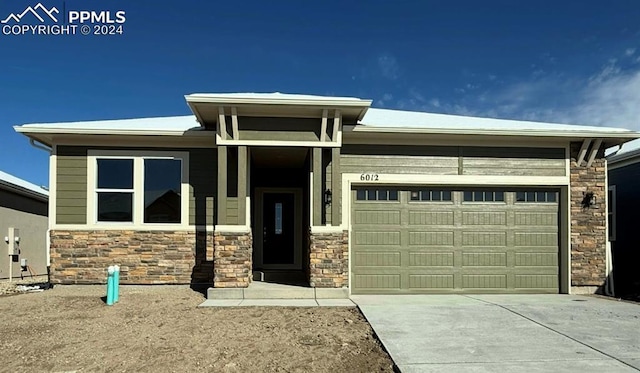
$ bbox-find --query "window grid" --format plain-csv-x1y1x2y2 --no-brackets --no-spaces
463,190,505,202
410,189,453,202
515,191,557,203
356,188,399,201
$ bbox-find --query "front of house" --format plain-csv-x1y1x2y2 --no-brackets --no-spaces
14,93,639,294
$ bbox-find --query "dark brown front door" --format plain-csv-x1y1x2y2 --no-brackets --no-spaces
262,192,295,265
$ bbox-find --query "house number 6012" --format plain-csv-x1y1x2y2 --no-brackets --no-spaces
360,173,379,181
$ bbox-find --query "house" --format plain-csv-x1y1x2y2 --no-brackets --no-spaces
0,170,48,279
13,93,640,295
606,139,640,299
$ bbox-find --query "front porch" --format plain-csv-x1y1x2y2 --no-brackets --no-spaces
205,281,351,306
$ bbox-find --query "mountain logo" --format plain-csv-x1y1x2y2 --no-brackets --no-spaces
1,3,59,24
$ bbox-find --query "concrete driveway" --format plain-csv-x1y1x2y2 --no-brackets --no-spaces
351,295,640,373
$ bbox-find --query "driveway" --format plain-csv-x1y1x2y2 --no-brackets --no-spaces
352,294,640,373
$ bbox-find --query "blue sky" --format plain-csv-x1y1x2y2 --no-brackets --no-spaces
1,0,640,187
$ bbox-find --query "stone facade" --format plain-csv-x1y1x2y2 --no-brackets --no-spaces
570,142,607,289
309,230,348,288
213,231,253,288
49,230,215,285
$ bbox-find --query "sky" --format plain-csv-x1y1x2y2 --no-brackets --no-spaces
1,0,640,187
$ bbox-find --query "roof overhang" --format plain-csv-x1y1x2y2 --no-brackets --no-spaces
185,93,372,127
344,125,640,148
0,180,48,202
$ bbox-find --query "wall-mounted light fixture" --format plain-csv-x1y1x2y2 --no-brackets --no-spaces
582,191,597,209
324,189,332,206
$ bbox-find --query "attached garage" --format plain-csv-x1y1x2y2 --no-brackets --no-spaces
351,187,560,294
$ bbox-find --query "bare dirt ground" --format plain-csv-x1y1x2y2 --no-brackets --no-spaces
0,285,394,373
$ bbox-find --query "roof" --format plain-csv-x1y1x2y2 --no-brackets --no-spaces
606,138,640,164
15,115,200,135
13,93,640,143
357,108,637,138
0,170,48,201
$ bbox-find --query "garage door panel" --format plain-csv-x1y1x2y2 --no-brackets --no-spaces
461,232,507,246
514,252,558,266
408,211,454,225
409,251,454,266
354,251,401,267
461,211,507,225
409,274,454,289
514,275,558,289
462,274,507,289
514,212,558,226
408,231,454,246
353,274,401,290
353,231,401,245
353,210,400,225
461,252,507,267
514,232,557,246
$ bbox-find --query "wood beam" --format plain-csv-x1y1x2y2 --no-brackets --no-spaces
231,107,239,140
218,107,227,140
586,139,602,168
576,139,591,167
320,109,328,142
332,110,341,142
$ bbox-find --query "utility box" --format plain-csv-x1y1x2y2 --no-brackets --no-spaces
7,227,20,256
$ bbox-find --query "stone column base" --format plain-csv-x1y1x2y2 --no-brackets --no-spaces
213,231,253,288
309,230,348,288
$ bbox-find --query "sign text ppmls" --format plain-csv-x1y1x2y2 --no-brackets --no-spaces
1,2,127,36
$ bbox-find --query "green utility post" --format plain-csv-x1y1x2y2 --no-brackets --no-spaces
114,265,120,303
106,265,115,306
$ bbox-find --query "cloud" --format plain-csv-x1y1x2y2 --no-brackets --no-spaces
377,54,399,80
626,48,636,56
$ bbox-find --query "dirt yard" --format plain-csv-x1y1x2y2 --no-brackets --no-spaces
0,285,394,373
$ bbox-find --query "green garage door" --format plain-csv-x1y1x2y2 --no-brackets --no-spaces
351,187,559,294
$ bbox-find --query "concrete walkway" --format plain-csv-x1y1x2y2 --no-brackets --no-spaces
352,294,640,373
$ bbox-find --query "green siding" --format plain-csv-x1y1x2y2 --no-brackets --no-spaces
351,188,559,294
238,117,320,141
56,146,87,224
226,197,238,225
341,145,565,177
54,146,216,226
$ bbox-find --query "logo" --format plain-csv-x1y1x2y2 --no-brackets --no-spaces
1,3,59,23
1,2,126,36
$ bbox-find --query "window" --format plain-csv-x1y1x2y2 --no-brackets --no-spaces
515,191,557,203
410,189,452,202
356,188,399,201
96,159,134,222
608,186,616,241
89,151,188,226
463,190,505,202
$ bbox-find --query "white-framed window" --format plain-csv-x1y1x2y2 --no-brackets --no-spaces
608,185,616,241
87,150,190,227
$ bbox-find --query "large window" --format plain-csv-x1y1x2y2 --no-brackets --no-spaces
89,151,188,226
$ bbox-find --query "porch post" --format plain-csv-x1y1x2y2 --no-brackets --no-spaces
312,147,323,226
331,147,341,226
217,146,227,224
237,146,247,225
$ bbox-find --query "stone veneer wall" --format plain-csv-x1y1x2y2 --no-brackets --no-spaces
213,232,253,288
309,230,348,288
49,230,215,285
570,142,607,290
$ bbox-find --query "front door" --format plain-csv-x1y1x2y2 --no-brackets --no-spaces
255,188,302,269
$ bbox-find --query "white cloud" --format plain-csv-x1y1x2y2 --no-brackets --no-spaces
626,48,636,56
377,54,399,80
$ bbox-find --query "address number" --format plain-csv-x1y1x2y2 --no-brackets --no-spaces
360,173,379,181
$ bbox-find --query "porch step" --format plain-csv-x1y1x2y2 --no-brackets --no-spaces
207,282,349,300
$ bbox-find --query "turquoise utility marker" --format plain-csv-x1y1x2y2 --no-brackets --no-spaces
106,265,115,306
114,265,120,303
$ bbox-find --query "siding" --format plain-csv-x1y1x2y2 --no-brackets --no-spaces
55,146,217,226
56,146,88,224
226,197,238,225
341,145,565,177
238,117,320,141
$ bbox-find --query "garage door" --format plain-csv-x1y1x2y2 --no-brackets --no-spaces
351,187,559,294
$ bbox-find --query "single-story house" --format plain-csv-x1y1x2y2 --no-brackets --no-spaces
14,93,640,295
606,139,640,298
0,170,48,279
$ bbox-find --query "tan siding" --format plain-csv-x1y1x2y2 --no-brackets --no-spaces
462,147,565,176
56,146,87,224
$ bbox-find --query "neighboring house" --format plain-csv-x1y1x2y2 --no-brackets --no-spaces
0,170,48,279
13,93,640,295
606,139,640,298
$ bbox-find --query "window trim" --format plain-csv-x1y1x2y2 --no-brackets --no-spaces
87,150,190,229
409,189,453,203
462,190,506,203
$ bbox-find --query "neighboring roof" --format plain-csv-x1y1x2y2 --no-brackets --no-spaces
606,138,640,164
358,108,637,138
15,115,199,135
0,170,48,201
